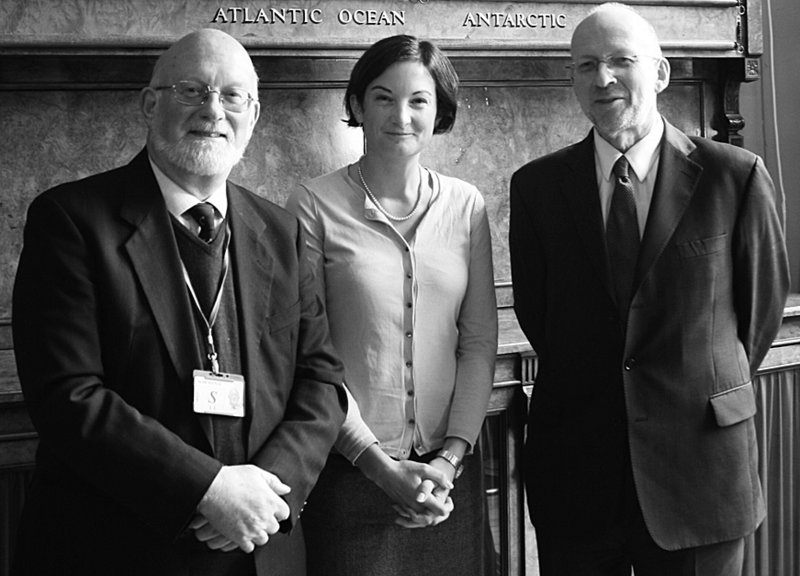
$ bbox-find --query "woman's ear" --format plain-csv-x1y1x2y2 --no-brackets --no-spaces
349,94,364,125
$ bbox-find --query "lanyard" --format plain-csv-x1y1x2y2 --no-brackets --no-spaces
180,227,231,375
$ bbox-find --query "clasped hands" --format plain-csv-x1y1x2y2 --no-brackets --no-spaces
387,458,456,529
191,464,291,553
357,447,456,529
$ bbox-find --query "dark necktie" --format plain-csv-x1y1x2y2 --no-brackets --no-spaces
187,202,218,243
606,156,640,322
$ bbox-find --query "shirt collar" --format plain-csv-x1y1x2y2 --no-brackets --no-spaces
148,155,228,219
594,117,664,182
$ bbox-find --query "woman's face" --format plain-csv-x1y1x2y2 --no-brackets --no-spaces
351,61,438,161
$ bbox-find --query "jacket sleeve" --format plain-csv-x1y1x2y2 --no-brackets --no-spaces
509,170,548,360
248,207,347,529
732,156,790,375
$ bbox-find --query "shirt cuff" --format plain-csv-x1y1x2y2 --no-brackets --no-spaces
334,385,380,463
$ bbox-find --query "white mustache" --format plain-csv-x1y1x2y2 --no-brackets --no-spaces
188,125,229,138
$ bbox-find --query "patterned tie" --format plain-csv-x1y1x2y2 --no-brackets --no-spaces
606,156,640,322
187,202,218,242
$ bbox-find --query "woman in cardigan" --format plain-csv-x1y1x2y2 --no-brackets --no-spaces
286,34,498,576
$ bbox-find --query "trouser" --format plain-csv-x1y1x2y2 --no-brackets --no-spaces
535,480,745,576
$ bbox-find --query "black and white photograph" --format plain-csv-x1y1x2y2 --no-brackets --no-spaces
0,1,798,575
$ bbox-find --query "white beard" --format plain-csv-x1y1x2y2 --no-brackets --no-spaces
150,132,244,177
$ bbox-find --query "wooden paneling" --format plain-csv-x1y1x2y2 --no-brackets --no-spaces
749,368,800,576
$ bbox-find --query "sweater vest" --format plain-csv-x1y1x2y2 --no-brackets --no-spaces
173,219,247,464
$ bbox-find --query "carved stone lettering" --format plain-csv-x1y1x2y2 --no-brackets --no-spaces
462,12,567,29
336,9,405,26
212,7,323,24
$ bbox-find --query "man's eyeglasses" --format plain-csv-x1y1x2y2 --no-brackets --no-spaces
571,54,661,77
154,80,256,112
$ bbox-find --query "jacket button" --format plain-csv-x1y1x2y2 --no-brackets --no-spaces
624,358,636,371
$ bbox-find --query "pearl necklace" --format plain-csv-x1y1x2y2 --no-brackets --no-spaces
357,162,422,222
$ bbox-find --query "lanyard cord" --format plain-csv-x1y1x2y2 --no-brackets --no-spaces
180,226,231,375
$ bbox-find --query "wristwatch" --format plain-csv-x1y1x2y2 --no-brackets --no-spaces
436,449,464,479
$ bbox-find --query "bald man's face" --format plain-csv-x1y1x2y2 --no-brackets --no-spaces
142,32,260,178
570,10,669,149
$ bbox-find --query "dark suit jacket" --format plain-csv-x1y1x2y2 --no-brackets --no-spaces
509,121,789,550
11,150,347,575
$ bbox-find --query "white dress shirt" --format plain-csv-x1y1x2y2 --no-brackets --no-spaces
148,156,228,224
594,118,664,237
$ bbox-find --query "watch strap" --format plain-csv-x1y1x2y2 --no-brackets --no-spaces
436,449,464,479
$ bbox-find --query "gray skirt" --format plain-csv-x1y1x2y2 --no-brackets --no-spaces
302,448,489,576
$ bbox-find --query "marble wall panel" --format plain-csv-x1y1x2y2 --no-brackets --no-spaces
0,91,147,320
0,79,703,319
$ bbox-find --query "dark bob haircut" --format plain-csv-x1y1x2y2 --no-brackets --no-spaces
344,35,459,134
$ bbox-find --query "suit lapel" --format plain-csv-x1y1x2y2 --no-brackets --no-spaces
633,122,702,296
120,151,210,440
561,134,615,301
227,184,274,435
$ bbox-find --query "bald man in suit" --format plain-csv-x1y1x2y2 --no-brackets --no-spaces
12,29,346,576
509,4,789,575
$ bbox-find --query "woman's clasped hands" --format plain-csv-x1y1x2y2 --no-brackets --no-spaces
355,445,455,528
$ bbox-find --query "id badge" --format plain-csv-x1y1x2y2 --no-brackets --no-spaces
193,370,245,417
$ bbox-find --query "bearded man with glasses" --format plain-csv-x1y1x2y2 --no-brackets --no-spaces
510,3,789,575
11,28,346,576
